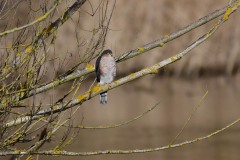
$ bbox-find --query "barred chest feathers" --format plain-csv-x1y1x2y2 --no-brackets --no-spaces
95,49,116,104
99,54,116,85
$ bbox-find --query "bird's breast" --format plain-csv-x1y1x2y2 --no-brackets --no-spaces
99,55,116,84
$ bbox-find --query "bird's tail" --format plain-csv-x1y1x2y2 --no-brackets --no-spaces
100,92,107,104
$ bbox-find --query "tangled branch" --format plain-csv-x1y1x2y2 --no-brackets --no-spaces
0,0,239,158
0,0,236,106
5,0,239,128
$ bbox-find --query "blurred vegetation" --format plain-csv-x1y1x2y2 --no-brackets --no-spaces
0,0,240,159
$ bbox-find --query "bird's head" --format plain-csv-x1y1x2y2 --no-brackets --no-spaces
101,49,113,57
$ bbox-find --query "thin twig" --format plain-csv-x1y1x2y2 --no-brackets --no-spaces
170,90,208,144
1,116,239,156
58,102,159,129
0,0,62,37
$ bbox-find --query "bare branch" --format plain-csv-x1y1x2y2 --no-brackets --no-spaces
0,0,62,37
6,0,238,104
5,0,239,128
1,116,239,156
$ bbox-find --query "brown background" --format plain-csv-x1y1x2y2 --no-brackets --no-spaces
1,0,240,159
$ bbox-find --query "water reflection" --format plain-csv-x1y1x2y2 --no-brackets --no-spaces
52,75,240,160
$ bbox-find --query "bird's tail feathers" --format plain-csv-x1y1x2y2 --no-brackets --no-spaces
100,92,107,104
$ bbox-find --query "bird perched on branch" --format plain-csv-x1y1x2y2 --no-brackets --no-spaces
95,49,116,104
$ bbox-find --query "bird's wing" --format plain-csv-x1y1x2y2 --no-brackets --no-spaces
95,55,102,82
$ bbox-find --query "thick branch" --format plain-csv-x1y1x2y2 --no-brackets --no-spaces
38,0,87,39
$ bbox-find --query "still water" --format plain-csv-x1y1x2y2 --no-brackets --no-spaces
26,75,240,159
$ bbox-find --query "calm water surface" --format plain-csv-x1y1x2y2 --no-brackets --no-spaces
10,75,240,160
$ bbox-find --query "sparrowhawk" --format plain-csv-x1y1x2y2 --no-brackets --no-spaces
95,49,116,104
